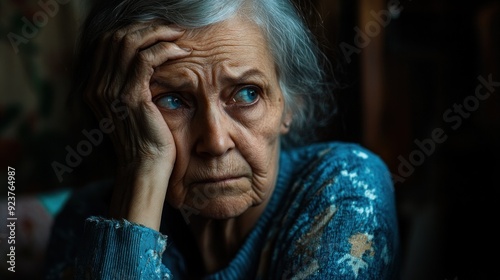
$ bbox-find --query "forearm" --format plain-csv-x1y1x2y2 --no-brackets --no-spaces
110,160,173,230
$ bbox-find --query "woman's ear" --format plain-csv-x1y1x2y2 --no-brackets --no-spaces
280,111,292,134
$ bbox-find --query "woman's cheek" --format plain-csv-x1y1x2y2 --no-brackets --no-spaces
165,146,190,209
230,99,269,129
160,109,191,131
163,111,192,201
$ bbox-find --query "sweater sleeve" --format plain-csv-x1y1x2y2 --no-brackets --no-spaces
75,217,172,280
43,180,173,280
272,143,401,280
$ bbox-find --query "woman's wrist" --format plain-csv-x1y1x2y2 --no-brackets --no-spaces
110,160,173,230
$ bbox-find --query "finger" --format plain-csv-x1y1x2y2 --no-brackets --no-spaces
86,24,188,123
91,23,154,94
140,41,192,68
96,24,186,102
124,42,192,105
118,24,186,71
137,24,186,50
87,23,169,94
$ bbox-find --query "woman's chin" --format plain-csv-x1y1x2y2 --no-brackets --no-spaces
180,195,255,221
168,179,271,222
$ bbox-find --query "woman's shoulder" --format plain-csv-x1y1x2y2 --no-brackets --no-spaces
278,141,396,221
284,141,392,184
271,141,400,279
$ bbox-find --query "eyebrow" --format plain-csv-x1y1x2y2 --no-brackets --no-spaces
221,68,269,85
151,68,269,91
150,77,193,92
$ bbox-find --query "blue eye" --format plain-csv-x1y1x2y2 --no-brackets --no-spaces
233,87,259,104
156,95,184,110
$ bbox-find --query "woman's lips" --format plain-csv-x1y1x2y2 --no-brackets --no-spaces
194,176,241,184
190,176,245,187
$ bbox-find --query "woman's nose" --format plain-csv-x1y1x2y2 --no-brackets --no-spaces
193,107,235,157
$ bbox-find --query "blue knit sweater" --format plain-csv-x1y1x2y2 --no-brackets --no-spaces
44,141,400,279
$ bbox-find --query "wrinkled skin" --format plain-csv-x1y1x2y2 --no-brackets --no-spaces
84,15,291,272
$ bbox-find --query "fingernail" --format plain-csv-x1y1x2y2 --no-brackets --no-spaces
171,25,185,32
176,45,192,52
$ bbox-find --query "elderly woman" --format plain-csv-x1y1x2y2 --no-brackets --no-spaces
45,0,400,279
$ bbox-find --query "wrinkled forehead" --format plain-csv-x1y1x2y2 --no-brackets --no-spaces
155,15,277,79
174,15,268,54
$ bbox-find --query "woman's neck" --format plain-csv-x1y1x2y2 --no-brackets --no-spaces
188,195,272,274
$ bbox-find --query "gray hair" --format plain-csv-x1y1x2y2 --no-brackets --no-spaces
73,0,336,149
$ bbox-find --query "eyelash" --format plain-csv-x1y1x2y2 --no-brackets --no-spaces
153,93,188,110
153,85,262,110
230,85,261,106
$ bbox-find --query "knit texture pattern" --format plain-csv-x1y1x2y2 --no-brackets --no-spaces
45,141,400,279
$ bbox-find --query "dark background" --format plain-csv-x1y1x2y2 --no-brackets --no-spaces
1,0,499,279
306,0,500,279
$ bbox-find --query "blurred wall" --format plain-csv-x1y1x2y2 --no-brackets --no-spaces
1,0,112,195
304,0,500,279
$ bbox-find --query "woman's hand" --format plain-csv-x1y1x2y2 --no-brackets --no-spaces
83,23,191,230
